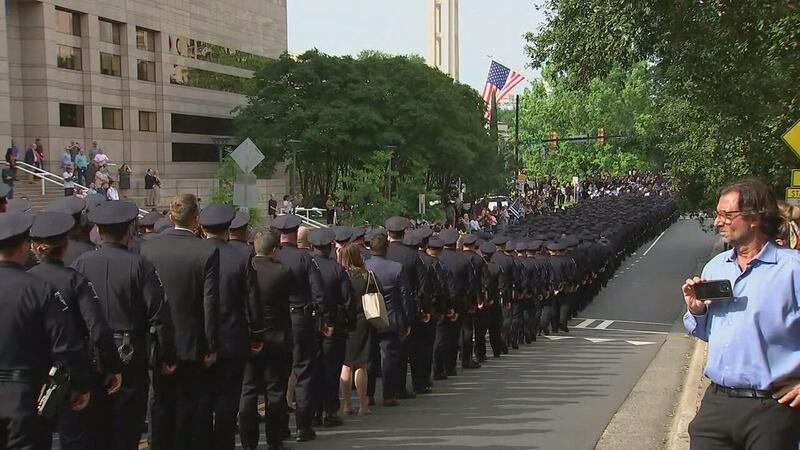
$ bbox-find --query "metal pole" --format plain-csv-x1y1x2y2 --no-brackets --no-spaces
514,94,520,168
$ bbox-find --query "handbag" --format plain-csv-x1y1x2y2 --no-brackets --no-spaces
362,271,389,330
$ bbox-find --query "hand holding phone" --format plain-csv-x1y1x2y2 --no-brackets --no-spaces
682,277,733,315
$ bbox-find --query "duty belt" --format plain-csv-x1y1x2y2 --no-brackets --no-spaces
711,382,774,399
0,369,39,384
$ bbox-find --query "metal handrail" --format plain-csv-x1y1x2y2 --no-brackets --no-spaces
3,161,149,217
276,211,328,229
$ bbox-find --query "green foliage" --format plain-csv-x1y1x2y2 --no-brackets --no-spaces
233,50,505,211
525,0,800,210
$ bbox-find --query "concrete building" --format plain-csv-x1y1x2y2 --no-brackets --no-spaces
0,0,288,208
427,0,459,80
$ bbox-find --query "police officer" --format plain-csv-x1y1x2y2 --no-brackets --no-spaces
198,204,262,450
239,230,293,450
140,194,219,450
385,216,423,398
542,240,577,334
477,242,506,358
527,240,551,340
227,210,254,259
459,234,483,368
71,200,176,450
308,227,352,427
435,229,473,378
490,236,515,353
0,212,91,449
330,225,352,261
28,211,123,449
129,211,163,254
516,241,538,344
351,226,372,261
44,196,96,265
273,214,325,442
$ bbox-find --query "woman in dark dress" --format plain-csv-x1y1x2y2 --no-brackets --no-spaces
118,163,131,198
339,244,382,416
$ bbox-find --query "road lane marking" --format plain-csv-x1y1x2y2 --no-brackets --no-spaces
584,337,614,343
642,230,667,256
626,340,657,346
595,320,614,330
575,319,596,328
574,317,672,327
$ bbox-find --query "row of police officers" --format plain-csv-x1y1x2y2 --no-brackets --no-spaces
0,184,676,450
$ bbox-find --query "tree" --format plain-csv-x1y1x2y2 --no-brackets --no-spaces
525,0,800,210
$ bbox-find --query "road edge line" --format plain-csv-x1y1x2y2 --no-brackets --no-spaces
665,339,707,450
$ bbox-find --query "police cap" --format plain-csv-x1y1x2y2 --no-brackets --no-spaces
427,237,444,249
479,242,497,255
545,240,567,252
85,194,107,212
230,211,250,230
308,228,335,247
439,229,459,246
6,199,31,214
515,241,528,252
351,227,366,240
30,212,75,240
528,240,543,251
385,216,410,232
461,234,479,246
333,226,353,243
414,227,433,239
45,196,85,216
198,203,236,228
272,214,302,232
139,211,163,227
365,227,385,241
88,201,139,226
402,232,422,247
490,235,509,246
0,212,34,242
154,217,173,233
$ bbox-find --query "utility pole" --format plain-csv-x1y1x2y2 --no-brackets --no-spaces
514,95,520,169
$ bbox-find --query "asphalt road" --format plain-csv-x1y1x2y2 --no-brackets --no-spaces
283,218,719,450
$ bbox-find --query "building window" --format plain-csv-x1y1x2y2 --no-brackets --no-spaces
168,35,269,71
100,52,121,77
136,27,156,51
55,8,81,36
169,65,246,94
59,103,84,127
171,113,234,136
139,111,157,132
137,60,156,82
57,45,82,70
99,18,120,44
102,107,123,130
172,143,220,162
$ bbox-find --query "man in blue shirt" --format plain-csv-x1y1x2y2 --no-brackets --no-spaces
683,179,800,449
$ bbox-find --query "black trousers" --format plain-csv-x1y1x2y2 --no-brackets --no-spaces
0,383,48,450
396,332,412,395
367,332,401,400
312,333,346,418
486,303,505,355
409,319,436,391
433,315,462,375
290,316,319,431
501,303,514,348
208,357,245,450
689,385,800,450
239,330,291,448
460,312,475,366
149,361,211,450
522,301,539,341
88,363,149,450
512,302,525,344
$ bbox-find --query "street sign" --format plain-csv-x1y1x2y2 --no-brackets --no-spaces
786,187,800,200
230,138,264,174
792,169,800,187
233,173,259,207
782,120,800,160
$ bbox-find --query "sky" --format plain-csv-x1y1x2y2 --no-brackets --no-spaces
287,0,545,94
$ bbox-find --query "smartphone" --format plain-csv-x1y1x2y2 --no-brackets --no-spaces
694,279,733,301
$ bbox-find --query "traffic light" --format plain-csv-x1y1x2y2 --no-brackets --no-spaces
549,129,559,149
597,127,605,145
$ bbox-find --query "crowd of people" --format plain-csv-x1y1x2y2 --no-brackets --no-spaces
0,179,682,450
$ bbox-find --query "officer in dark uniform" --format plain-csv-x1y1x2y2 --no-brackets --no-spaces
331,225,352,260
459,234,483,368
0,212,91,450
477,242,506,358
44,196,96,265
410,228,446,393
198,204,262,450
435,228,473,378
385,216,423,399
490,236,515,353
516,241,538,344
140,194,219,450
227,211,254,259
273,214,325,442
527,240,551,340
28,211,123,449
351,226,372,261
239,230,293,450
129,211,163,254
542,240,577,334
71,200,176,450
308,227,353,428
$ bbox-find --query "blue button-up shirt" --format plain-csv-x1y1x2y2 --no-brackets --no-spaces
684,241,800,389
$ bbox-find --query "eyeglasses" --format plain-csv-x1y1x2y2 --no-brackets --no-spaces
710,210,751,222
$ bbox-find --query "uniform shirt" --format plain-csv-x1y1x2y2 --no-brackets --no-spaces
365,255,407,332
64,238,95,266
462,250,485,306
683,241,800,390
312,252,354,329
491,251,516,303
73,242,176,364
228,239,255,260
28,259,122,374
276,243,325,312
0,261,90,393
482,259,506,306
251,255,293,332
438,248,474,310
386,241,423,326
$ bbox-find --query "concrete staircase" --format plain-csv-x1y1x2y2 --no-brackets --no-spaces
13,179,148,211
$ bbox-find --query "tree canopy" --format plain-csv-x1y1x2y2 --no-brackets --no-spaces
233,50,505,222
524,0,800,210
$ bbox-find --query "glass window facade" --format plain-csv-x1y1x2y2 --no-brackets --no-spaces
57,45,82,70
99,19,120,44
100,52,122,77
168,35,269,71
102,107,123,130
59,104,84,127
137,60,156,82
55,8,81,36
136,27,156,51
169,65,246,94
139,111,157,132
171,113,234,136
172,143,220,162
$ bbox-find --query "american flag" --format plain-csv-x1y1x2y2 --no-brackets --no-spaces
482,60,526,119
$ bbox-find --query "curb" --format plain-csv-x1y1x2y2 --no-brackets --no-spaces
666,339,707,450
